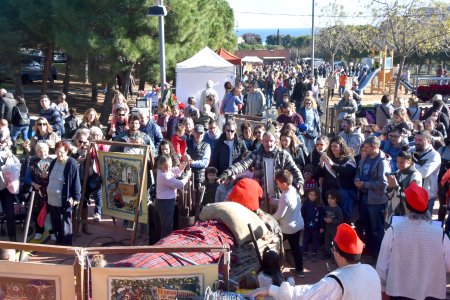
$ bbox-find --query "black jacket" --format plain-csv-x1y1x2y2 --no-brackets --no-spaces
11,104,30,126
210,134,247,176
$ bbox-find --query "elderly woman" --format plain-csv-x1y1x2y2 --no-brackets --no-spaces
25,117,60,155
298,96,321,153
24,142,55,241
78,108,101,129
47,141,81,245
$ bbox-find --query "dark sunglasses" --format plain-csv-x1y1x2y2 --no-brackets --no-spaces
37,123,47,126
79,140,89,144
118,114,125,116
315,143,324,146
226,129,235,133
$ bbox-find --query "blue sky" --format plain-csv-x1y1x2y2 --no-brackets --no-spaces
226,0,374,29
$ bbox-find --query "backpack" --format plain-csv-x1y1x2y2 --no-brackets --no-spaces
13,106,30,126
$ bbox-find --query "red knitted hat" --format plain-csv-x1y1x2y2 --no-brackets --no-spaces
228,178,262,211
404,181,428,214
333,223,364,255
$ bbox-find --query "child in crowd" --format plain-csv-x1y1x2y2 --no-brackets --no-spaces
271,170,305,277
257,248,292,287
237,273,259,293
108,107,129,138
215,175,234,203
323,189,344,259
156,155,191,239
301,187,324,262
184,97,200,119
0,119,11,150
203,167,219,205
171,123,187,158
302,164,319,193
64,108,81,139
111,90,129,116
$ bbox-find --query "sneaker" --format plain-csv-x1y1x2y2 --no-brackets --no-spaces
311,253,317,262
294,269,305,278
93,213,101,222
50,234,57,241
33,233,42,240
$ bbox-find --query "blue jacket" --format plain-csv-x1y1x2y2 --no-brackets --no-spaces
298,107,321,138
48,157,81,210
140,120,163,153
301,200,324,230
221,92,242,114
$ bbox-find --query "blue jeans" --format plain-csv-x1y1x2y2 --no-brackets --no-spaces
339,86,346,98
266,91,273,108
83,187,102,215
427,198,435,216
11,125,29,147
359,194,385,257
339,188,357,223
155,198,176,239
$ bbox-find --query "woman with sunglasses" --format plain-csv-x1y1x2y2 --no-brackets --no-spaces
248,124,265,151
25,117,60,155
298,96,321,153
79,108,101,129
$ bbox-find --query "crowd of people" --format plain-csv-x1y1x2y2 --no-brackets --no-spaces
1,60,450,299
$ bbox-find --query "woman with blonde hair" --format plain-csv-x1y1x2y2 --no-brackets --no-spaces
25,117,60,155
79,108,101,129
111,90,129,116
298,96,321,153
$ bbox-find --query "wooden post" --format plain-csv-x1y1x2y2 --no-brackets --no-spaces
75,258,85,300
74,143,94,239
131,145,150,246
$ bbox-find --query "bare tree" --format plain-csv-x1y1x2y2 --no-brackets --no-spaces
371,0,450,97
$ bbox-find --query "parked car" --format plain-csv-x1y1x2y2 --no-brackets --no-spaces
0,56,57,84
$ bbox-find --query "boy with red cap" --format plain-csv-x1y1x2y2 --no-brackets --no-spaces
376,181,450,300
249,223,381,299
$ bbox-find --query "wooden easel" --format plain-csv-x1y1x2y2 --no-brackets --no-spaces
75,139,154,246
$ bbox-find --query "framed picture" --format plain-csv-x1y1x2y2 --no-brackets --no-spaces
97,150,148,223
92,264,218,300
0,261,75,300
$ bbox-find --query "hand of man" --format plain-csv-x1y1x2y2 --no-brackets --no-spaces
247,287,270,298
217,174,227,185
354,180,364,189
387,175,398,188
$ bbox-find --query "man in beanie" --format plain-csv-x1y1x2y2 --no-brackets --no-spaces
376,181,450,300
249,223,381,299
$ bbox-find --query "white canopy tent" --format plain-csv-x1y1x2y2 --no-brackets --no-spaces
241,56,263,63
175,46,236,108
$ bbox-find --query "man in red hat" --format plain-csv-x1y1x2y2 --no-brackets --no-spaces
249,223,381,299
376,181,450,300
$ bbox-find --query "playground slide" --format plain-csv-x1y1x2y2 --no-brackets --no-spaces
400,78,415,92
358,68,381,91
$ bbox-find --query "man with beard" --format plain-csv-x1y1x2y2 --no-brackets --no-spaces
218,131,304,199
410,130,441,214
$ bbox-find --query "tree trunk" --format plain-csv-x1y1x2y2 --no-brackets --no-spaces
119,68,132,99
84,57,89,84
98,74,116,125
62,55,72,94
427,57,432,75
41,43,53,94
138,78,145,91
14,71,24,98
91,81,98,103
331,54,335,70
394,56,405,98
418,64,423,74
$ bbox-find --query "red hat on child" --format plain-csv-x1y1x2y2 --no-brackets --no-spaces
333,224,364,255
404,181,428,214
228,178,262,211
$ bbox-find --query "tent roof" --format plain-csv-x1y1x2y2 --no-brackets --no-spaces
215,48,241,65
242,56,263,63
176,46,234,70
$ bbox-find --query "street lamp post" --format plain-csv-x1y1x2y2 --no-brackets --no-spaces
148,0,167,96
311,0,315,72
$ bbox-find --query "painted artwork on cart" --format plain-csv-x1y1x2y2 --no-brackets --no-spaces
0,261,74,300
91,264,218,300
97,150,148,223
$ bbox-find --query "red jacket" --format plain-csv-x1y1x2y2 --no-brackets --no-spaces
171,134,186,157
